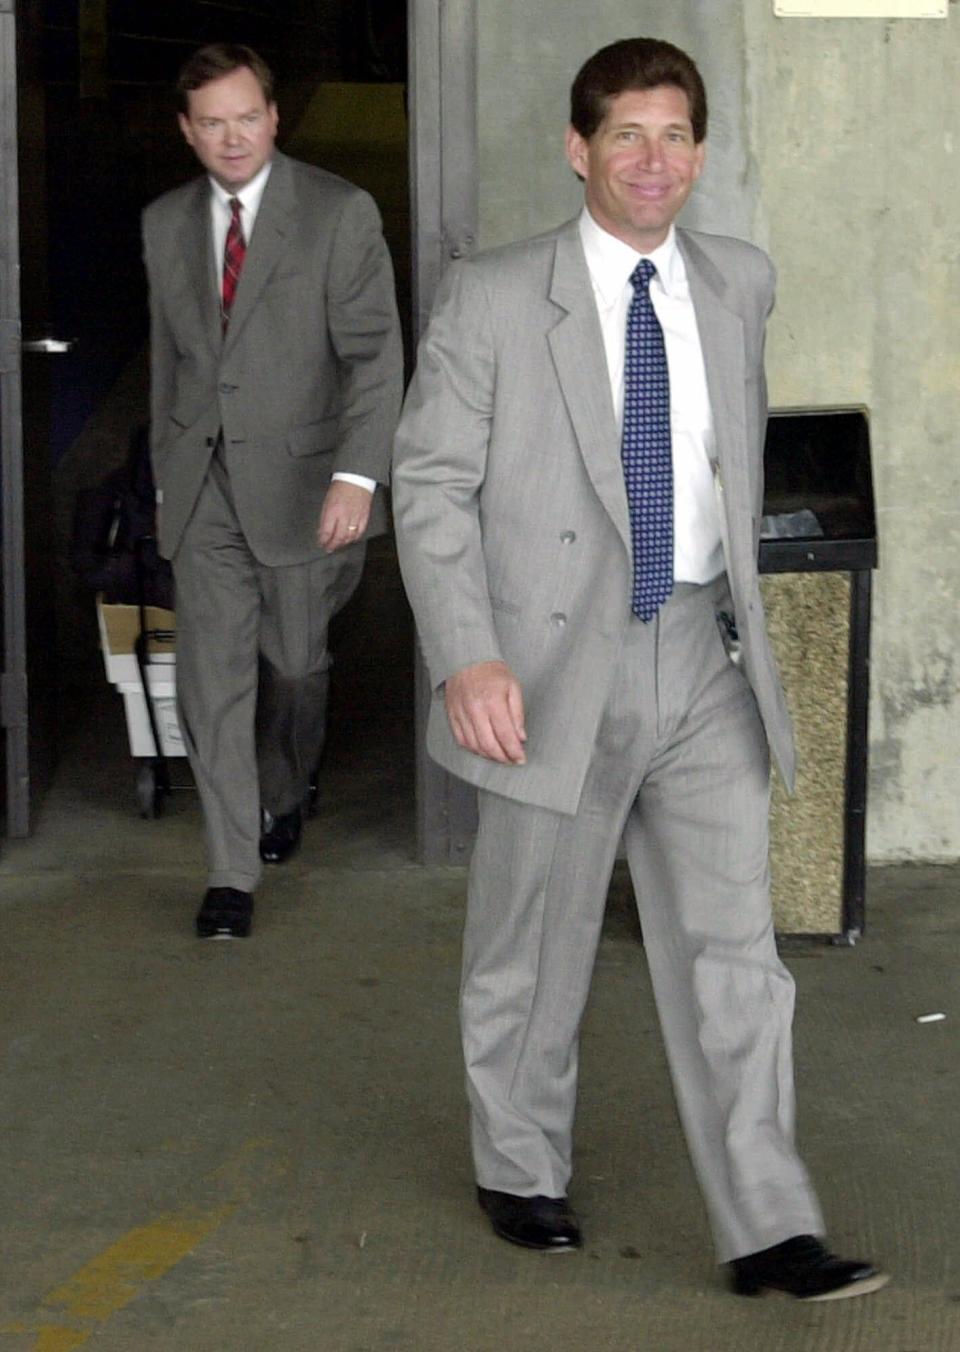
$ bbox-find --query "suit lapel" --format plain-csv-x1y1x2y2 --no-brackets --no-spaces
677,230,753,571
177,179,220,356
547,224,631,554
222,152,294,353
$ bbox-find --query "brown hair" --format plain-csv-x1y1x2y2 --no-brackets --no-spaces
570,38,707,143
176,43,275,114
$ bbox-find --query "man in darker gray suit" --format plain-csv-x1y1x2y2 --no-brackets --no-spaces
143,44,402,938
393,38,886,1300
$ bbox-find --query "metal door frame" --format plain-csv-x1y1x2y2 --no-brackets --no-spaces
0,0,29,837
408,0,479,863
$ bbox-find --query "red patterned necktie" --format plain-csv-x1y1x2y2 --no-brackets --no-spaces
221,196,246,331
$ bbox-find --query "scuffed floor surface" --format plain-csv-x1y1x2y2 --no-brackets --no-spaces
0,679,957,1350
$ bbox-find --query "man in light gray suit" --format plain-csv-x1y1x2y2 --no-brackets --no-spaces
393,38,886,1299
144,44,402,938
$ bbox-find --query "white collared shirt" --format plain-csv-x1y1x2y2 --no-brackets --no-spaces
207,159,375,495
578,208,723,585
208,160,272,268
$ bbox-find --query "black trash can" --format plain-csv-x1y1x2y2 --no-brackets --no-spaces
759,407,877,941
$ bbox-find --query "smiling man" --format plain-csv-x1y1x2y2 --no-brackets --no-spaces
143,44,402,937
393,38,887,1300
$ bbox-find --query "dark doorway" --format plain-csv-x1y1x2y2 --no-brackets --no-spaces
6,1,413,851
41,0,410,467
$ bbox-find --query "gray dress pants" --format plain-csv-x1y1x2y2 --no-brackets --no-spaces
462,576,825,1262
173,449,365,892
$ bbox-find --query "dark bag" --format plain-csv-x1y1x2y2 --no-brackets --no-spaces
70,425,174,610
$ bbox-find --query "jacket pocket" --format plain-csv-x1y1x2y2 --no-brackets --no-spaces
286,418,339,457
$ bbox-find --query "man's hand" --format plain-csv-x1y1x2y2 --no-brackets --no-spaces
445,661,527,765
317,481,374,552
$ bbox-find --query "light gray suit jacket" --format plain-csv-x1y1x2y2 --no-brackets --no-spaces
392,218,795,812
143,151,403,566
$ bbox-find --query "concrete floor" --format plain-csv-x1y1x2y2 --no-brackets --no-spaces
1,605,959,1349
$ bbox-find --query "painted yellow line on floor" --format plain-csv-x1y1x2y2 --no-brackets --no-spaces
35,1330,88,1352
0,1322,91,1351
0,1140,281,1350
0,1202,235,1350
45,1200,238,1321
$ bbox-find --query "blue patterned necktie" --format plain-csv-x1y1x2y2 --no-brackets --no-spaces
621,259,673,622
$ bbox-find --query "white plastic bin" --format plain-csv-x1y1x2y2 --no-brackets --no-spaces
97,598,185,758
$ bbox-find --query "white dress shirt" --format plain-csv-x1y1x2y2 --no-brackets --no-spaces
209,160,272,269
209,160,376,495
578,208,723,585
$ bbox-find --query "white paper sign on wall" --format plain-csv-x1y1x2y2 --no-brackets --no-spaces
775,0,947,14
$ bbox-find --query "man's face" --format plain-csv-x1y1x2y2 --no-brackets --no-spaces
178,65,279,191
565,84,705,252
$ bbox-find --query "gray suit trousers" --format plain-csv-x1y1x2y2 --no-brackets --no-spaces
173,449,364,891
463,577,824,1262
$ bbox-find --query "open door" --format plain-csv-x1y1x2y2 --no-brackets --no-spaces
0,0,29,836
3,1,413,843
0,0,64,838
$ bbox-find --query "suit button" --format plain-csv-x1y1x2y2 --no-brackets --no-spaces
560,530,576,544
550,612,567,628
218,382,235,394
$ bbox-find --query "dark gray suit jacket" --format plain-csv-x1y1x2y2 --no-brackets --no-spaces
143,151,403,566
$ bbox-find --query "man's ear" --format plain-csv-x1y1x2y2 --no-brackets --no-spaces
178,112,195,148
564,125,589,181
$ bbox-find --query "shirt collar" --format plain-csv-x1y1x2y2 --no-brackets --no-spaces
209,157,273,216
578,207,684,306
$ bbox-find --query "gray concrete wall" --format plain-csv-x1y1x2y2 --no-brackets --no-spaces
743,8,960,863
476,1,960,862
478,1,757,244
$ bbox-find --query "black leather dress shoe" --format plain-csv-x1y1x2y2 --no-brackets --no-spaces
195,887,254,939
477,1187,582,1251
730,1235,889,1301
259,806,302,864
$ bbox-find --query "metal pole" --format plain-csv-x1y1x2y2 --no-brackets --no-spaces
842,567,872,939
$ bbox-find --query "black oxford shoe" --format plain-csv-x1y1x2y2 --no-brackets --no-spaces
477,1187,582,1251
259,806,302,864
195,887,254,939
730,1234,889,1301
